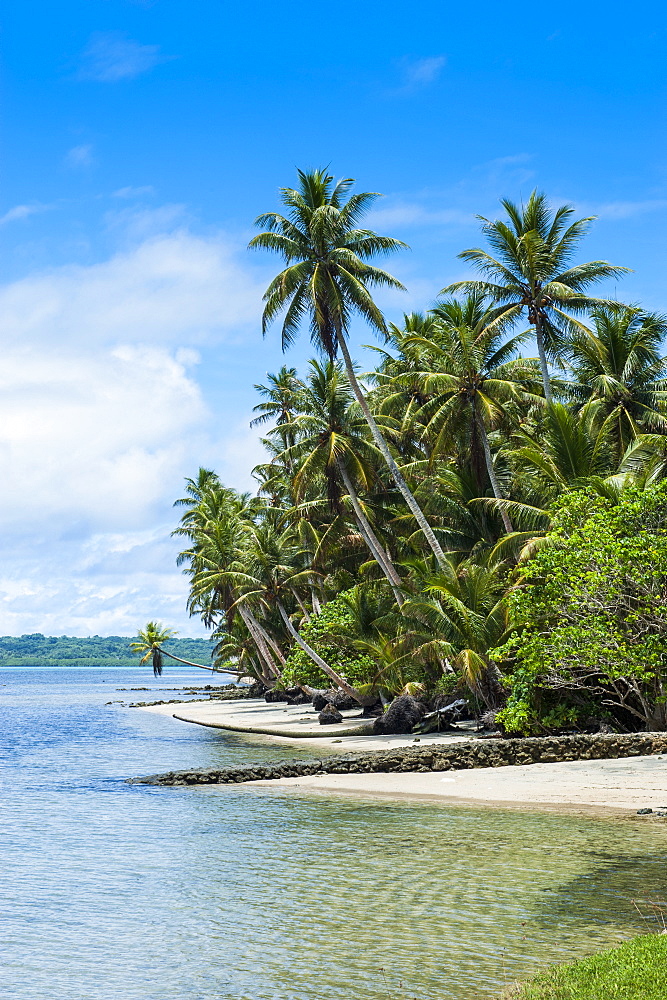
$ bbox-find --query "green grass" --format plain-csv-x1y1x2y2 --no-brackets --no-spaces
505,934,667,999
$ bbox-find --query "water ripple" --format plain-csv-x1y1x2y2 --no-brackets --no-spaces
2,668,667,999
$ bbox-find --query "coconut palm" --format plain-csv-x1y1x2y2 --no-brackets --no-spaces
249,167,449,570
478,403,631,562
130,621,217,676
567,305,667,465
512,402,616,494
445,190,629,402
250,366,303,428
250,366,304,462
232,520,375,704
174,477,285,682
277,358,405,602
392,558,510,709
386,294,542,533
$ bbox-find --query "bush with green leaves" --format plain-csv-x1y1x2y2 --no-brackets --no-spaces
493,483,667,733
280,591,379,689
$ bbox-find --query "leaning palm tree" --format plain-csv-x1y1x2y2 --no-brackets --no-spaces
444,190,629,402
249,167,449,571
233,520,376,704
130,621,218,676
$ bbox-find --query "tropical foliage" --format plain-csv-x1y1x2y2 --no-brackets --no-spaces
173,169,667,732
494,485,667,733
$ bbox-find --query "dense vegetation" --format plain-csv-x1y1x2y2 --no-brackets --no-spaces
174,169,667,732
0,633,214,667
505,934,667,999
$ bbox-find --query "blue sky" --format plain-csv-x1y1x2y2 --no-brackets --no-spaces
0,0,665,636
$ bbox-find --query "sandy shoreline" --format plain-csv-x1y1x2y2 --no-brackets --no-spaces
138,698,667,816
235,756,667,817
140,697,474,752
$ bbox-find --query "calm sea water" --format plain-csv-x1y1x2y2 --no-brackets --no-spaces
2,667,667,1000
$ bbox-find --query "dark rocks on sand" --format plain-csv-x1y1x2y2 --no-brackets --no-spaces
318,703,344,725
312,689,357,712
329,691,357,711
311,690,330,711
362,701,383,717
373,694,426,735
264,689,289,703
284,686,311,705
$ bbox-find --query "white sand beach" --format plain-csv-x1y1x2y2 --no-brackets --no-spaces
140,697,474,751
140,699,667,815
242,755,667,815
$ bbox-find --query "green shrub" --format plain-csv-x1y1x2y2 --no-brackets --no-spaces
280,592,379,689
493,484,667,733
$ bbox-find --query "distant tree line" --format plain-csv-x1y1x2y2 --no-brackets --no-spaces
0,634,214,667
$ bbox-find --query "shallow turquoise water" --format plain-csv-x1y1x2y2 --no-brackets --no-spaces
2,667,666,1000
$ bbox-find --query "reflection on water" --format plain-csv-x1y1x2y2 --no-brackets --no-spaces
2,668,667,1000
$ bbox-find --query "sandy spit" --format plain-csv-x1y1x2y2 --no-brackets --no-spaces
139,697,474,752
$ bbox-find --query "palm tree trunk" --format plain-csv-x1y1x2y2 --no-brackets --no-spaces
475,407,514,534
276,599,373,706
336,458,404,606
290,586,311,622
311,588,322,615
158,648,236,673
534,312,553,404
252,616,286,665
338,332,448,571
238,606,281,679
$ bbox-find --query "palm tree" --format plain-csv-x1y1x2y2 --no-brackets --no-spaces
250,366,304,461
234,520,375,704
249,167,449,571
278,358,405,602
477,403,629,561
393,558,510,709
174,477,284,682
444,190,629,402
388,294,542,533
512,402,617,493
567,305,667,465
130,621,218,676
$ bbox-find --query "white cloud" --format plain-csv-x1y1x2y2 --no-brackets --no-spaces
588,199,667,220
0,529,206,637
65,144,95,168
104,203,190,240
0,229,267,635
78,31,166,82
396,55,446,93
0,231,263,348
112,185,156,199
0,344,205,529
0,204,49,226
216,422,272,493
